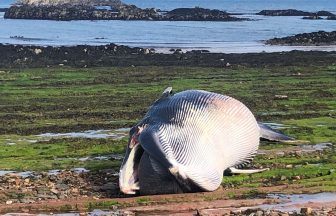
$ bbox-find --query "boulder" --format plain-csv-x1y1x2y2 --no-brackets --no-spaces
163,7,247,21
266,31,336,46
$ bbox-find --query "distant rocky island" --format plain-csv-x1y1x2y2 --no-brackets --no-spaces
257,9,334,16
257,9,336,20
4,0,246,21
266,31,336,46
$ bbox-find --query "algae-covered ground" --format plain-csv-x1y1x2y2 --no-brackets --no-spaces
0,65,335,212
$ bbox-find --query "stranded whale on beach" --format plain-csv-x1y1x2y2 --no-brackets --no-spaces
119,88,292,195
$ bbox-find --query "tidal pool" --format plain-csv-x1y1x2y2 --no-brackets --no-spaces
257,193,336,212
37,128,130,140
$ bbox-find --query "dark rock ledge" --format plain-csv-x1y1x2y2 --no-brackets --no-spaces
266,31,336,46
257,9,335,17
1,43,336,68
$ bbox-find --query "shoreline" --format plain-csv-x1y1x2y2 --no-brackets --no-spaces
1,43,336,68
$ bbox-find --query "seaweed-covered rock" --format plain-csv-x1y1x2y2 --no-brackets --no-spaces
4,4,159,20
327,15,336,20
257,9,334,16
4,1,246,21
266,31,336,46
316,10,335,16
302,15,323,20
163,7,246,21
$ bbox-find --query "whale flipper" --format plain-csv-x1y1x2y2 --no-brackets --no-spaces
258,122,294,142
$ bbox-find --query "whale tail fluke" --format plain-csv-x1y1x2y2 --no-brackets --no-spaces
258,122,294,142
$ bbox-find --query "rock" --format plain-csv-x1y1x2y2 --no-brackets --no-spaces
328,169,335,174
293,176,301,180
280,175,287,181
255,210,264,216
327,15,336,20
266,30,336,46
100,182,117,191
50,188,59,194
34,48,42,55
163,7,247,21
300,207,312,215
285,164,293,169
4,2,159,21
316,11,335,16
4,2,246,22
257,9,335,17
275,95,288,99
302,15,322,20
6,200,13,205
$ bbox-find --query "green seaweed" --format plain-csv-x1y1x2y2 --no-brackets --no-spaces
0,65,335,193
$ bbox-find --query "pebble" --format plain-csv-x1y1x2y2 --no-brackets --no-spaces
300,207,312,215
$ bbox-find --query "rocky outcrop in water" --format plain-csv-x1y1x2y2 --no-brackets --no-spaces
4,0,245,21
163,7,245,21
302,15,323,20
257,9,335,16
266,31,336,46
327,15,336,20
4,4,159,20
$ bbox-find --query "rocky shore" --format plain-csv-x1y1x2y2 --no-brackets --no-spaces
1,168,336,215
266,31,336,46
257,9,335,16
4,0,245,21
1,43,336,69
0,169,120,205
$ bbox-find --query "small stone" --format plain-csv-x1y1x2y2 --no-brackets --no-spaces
280,175,287,181
144,48,150,54
300,207,312,215
255,210,264,216
293,175,301,180
6,200,13,205
50,188,59,194
274,95,288,99
285,164,293,169
34,48,42,55
328,169,335,175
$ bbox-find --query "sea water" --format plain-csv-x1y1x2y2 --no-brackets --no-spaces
1,0,336,53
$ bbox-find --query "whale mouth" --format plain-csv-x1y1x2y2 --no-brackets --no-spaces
119,136,144,195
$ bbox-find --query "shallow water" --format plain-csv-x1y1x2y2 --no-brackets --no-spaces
258,193,336,212
37,128,129,140
263,122,294,130
301,142,333,152
0,168,90,177
1,12,336,53
0,170,34,178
